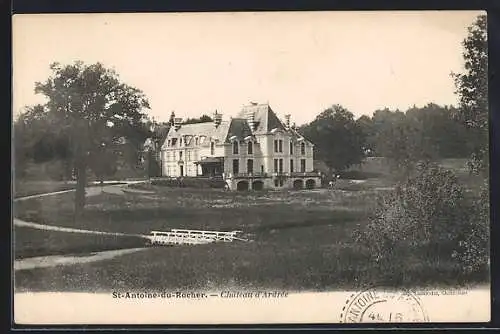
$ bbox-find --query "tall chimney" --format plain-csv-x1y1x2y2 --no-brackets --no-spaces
284,114,291,129
213,110,222,127
169,111,176,126
174,117,182,131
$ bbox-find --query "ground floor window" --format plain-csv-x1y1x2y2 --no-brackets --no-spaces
274,179,279,187
300,159,306,172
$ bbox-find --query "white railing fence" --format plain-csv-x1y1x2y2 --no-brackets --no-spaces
148,229,247,246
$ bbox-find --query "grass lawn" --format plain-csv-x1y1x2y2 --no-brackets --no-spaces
14,223,484,292
13,169,489,292
13,180,76,198
13,180,130,198
13,185,378,236
14,226,146,260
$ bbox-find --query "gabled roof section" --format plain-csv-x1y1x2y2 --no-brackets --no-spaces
236,103,287,134
225,118,254,142
161,121,231,148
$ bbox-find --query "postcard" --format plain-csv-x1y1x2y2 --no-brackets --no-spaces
12,10,490,325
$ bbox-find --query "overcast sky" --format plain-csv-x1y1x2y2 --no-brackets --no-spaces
13,11,483,125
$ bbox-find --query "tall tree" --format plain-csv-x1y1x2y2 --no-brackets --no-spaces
405,103,471,159
355,115,375,154
300,104,365,173
32,61,150,217
370,108,405,158
451,14,488,174
14,104,74,179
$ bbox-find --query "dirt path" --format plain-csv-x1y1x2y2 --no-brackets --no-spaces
14,248,149,271
13,218,147,238
14,189,77,201
13,182,150,238
13,182,151,237
13,181,152,270
14,181,146,202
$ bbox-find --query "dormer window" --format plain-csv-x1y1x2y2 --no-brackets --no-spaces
247,141,253,155
171,138,178,147
233,141,239,154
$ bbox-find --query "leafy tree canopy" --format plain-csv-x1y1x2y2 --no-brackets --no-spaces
183,114,213,125
300,104,365,172
24,61,151,214
451,14,488,175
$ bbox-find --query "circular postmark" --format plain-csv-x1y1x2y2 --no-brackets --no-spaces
340,287,429,323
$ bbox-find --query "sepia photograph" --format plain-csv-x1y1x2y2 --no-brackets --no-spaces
12,10,490,324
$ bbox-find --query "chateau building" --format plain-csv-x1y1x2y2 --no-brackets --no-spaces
160,103,321,190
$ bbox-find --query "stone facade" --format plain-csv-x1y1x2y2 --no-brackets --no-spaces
160,103,321,190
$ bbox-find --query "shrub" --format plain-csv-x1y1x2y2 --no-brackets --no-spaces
451,179,490,273
357,162,489,279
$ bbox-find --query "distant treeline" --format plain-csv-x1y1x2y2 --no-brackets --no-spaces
359,103,473,159
299,103,474,173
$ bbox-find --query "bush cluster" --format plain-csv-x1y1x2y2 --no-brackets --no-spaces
357,162,489,278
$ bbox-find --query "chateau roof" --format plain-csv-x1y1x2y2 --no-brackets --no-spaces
161,121,231,148
161,103,306,149
236,103,287,134
226,118,253,140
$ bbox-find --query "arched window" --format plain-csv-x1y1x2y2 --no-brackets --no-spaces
210,142,215,155
301,142,306,155
233,141,239,154
247,141,253,154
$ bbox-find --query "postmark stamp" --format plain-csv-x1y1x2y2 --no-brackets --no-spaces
340,286,429,323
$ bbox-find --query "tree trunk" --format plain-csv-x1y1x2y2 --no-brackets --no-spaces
74,160,87,219
64,159,73,181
